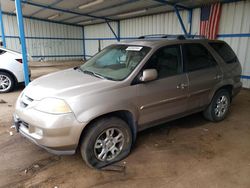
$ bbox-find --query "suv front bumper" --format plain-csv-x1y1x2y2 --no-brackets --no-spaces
13,108,85,155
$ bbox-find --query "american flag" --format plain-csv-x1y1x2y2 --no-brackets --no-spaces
200,3,222,39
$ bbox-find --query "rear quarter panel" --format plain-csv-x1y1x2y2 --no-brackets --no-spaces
204,41,242,101
0,52,24,82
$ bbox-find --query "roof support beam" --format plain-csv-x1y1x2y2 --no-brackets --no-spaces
15,0,29,86
0,5,6,48
19,0,116,22
188,9,193,35
174,5,188,36
153,0,190,10
3,11,82,27
60,0,140,23
106,20,119,41
117,20,120,42
82,27,86,60
71,1,173,25
153,0,189,36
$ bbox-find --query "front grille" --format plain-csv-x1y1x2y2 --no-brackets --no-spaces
20,95,33,108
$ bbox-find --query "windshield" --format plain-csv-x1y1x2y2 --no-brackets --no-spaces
80,45,151,81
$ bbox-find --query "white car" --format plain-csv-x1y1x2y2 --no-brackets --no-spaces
0,47,30,93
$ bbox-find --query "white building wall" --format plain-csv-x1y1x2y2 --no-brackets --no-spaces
84,22,118,56
84,1,250,88
0,14,83,61
84,10,189,56
120,10,189,37
218,1,250,88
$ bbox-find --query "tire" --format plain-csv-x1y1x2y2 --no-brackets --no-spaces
80,117,132,169
203,89,231,122
0,71,15,93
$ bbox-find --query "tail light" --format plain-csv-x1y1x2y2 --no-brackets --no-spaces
16,59,23,64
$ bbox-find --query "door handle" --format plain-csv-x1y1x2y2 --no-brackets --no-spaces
177,83,188,89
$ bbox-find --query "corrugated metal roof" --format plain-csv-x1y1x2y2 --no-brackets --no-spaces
0,0,227,26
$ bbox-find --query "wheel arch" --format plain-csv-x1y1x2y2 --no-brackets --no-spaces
77,110,138,150
210,84,233,103
0,68,18,85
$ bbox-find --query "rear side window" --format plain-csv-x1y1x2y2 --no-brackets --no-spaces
209,42,238,64
184,44,217,72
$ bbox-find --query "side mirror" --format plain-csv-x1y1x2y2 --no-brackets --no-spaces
140,69,158,82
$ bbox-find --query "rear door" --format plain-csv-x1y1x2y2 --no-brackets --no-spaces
135,45,189,128
183,43,222,111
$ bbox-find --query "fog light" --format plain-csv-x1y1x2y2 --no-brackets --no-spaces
35,127,43,136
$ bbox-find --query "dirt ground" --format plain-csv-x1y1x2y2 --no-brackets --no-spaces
0,61,250,188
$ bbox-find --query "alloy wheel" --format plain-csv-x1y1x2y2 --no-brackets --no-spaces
214,95,229,118
94,128,125,161
0,74,11,92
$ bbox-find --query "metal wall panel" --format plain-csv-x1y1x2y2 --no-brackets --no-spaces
217,1,250,88
120,10,189,37
1,14,83,61
190,8,200,35
84,10,189,56
84,22,118,56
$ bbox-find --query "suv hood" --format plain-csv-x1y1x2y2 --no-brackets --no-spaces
24,68,117,100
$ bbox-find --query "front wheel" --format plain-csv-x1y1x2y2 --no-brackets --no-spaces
203,89,231,122
80,117,132,169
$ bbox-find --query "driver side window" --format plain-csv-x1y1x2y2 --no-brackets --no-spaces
145,45,182,79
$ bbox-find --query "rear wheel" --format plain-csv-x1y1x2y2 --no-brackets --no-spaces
80,117,132,169
203,89,230,122
0,71,15,93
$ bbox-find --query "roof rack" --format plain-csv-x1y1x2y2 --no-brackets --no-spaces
137,34,206,40
190,35,206,39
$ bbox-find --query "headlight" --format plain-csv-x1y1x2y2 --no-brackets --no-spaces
34,98,72,114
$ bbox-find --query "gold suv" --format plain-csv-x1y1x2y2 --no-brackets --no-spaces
14,35,242,168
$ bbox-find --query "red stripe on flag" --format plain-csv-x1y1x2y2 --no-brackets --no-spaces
207,4,213,39
213,4,218,37
213,3,222,39
211,4,218,39
199,3,222,39
211,3,219,39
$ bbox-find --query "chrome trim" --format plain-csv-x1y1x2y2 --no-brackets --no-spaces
189,88,210,97
140,95,187,110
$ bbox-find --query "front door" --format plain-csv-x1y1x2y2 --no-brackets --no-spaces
135,45,189,129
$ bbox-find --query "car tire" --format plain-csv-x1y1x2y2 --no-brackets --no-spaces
203,89,231,122
0,71,15,93
80,117,132,169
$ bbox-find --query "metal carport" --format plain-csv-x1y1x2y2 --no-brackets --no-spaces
0,0,244,86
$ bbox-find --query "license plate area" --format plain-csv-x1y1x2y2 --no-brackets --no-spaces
13,115,20,132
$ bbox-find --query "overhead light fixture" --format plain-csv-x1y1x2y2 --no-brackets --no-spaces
117,9,147,18
48,14,60,20
78,0,104,10
78,20,93,25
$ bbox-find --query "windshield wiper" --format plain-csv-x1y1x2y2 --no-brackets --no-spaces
73,66,80,70
92,72,107,80
81,69,106,80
